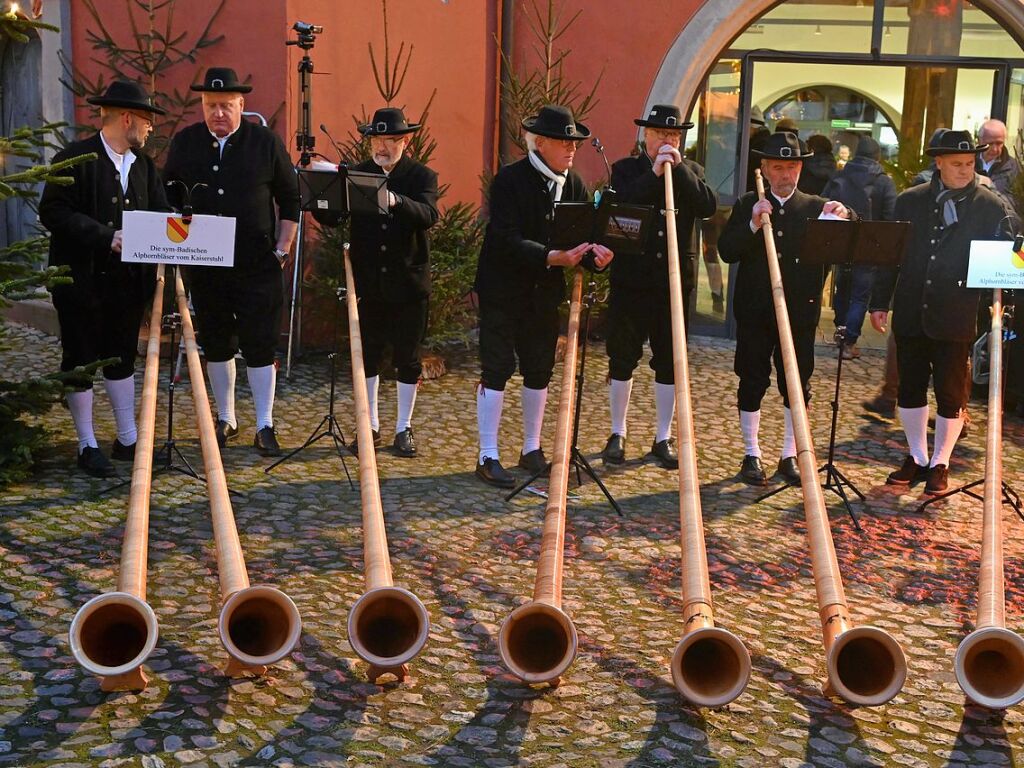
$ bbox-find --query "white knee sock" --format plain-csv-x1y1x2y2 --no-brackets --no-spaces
478,386,504,463
740,409,761,458
655,382,676,443
206,359,236,428
67,389,97,452
781,407,796,460
521,386,547,454
609,377,633,437
396,381,417,433
898,406,929,466
931,415,964,468
246,364,276,430
104,375,137,446
365,375,380,432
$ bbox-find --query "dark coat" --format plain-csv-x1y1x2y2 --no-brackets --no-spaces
39,132,168,299
977,147,1021,203
348,156,439,302
718,188,833,329
608,154,717,293
821,156,897,221
797,151,837,197
870,181,1015,342
475,157,589,307
163,119,300,275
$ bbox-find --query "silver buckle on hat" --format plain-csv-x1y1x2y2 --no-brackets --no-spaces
376,122,388,132
211,78,224,88
958,140,971,150
780,146,793,158
565,125,575,136
666,116,677,126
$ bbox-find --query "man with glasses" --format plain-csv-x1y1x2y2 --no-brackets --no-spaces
601,104,716,469
164,67,299,458
473,104,613,487
40,80,169,477
976,119,1020,207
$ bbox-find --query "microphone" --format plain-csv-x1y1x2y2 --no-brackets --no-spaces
166,180,207,224
320,123,346,165
591,137,613,191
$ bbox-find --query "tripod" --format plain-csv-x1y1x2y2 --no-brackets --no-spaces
506,282,623,516
267,284,354,489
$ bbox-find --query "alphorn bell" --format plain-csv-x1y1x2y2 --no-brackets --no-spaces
662,169,751,706
342,245,430,681
498,268,585,686
954,287,1024,708
753,170,906,705
70,265,166,691
173,268,301,675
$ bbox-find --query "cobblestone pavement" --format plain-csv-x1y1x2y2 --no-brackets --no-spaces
2,321,1024,768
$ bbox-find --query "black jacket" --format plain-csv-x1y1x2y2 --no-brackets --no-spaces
475,157,589,307
798,151,837,197
718,188,833,329
821,156,896,221
39,132,168,298
163,119,300,274
608,154,716,293
870,180,1015,341
348,156,439,302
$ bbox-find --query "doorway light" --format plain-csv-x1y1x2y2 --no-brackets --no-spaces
814,25,822,35
884,25,892,36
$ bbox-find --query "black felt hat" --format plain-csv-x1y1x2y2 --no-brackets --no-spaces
521,105,590,141
86,80,166,115
752,131,814,160
925,129,988,157
357,107,421,136
190,67,253,94
633,104,694,130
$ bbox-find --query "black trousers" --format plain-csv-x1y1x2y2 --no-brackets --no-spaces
51,267,147,384
478,292,560,391
895,334,971,418
606,282,693,384
359,295,428,384
735,319,816,411
189,265,283,367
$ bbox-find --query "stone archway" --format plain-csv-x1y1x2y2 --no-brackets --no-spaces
646,0,1024,113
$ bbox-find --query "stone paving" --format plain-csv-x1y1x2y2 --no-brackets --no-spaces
2,320,1024,768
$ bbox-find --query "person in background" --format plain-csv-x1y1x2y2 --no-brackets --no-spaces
836,144,851,169
798,134,838,196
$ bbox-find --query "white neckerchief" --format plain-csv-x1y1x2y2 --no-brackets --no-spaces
209,126,240,159
99,130,136,193
528,150,567,202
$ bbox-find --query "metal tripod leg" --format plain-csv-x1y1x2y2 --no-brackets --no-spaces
571,449,623,516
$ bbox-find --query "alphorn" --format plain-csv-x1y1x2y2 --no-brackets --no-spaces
753,170,906,705
663,169,751,706
70,265,166,691
954,287,1024,708
342,245,430,682
498,268,585,686
173,268,302,675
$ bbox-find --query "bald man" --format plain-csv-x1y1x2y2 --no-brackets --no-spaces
976,119,1020,205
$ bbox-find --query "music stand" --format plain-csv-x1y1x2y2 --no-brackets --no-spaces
754,218,911,530
549,200,654,256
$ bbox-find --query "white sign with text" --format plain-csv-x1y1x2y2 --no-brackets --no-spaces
967,240,1024,289
121,210,236,267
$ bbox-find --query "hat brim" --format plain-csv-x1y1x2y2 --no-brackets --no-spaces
633,118,695,130
925,144,988,157
521,117,591,140
357,123,421,136
86,96,167,116
190,84,253,94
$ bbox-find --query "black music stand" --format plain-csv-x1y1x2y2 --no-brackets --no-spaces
549,199,654,257
754,219,911,530
506,281,624,516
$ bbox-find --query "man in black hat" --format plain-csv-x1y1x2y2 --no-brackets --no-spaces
870,130,1016,495
474,104,613,487
600,104,716,469
164,67,300,457
347,107,439,458
39,80,169,477
718,132,853,486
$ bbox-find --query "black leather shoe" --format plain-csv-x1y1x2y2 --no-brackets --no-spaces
111,439,136,461
776,456,800,484
215,420,238,449
601,433,626,465
886,455,928,486
254,426,282,457
518,448,548,474
924,464,949,496
78,446,116,478
393,428,417,458
649,438,678,469
862,395,896,418
739,455,766,486
476,457,515,488
350,429,382,456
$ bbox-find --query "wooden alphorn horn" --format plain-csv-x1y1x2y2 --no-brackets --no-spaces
70,265,166,691
753,170,906,705
173,267,301,675
342,245,430,681
662,169,751,706
954,287,1024,708
498,268,585,685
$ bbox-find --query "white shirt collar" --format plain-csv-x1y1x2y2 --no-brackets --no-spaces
210,126,240,157
772,188,796,206
99,130,136,193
